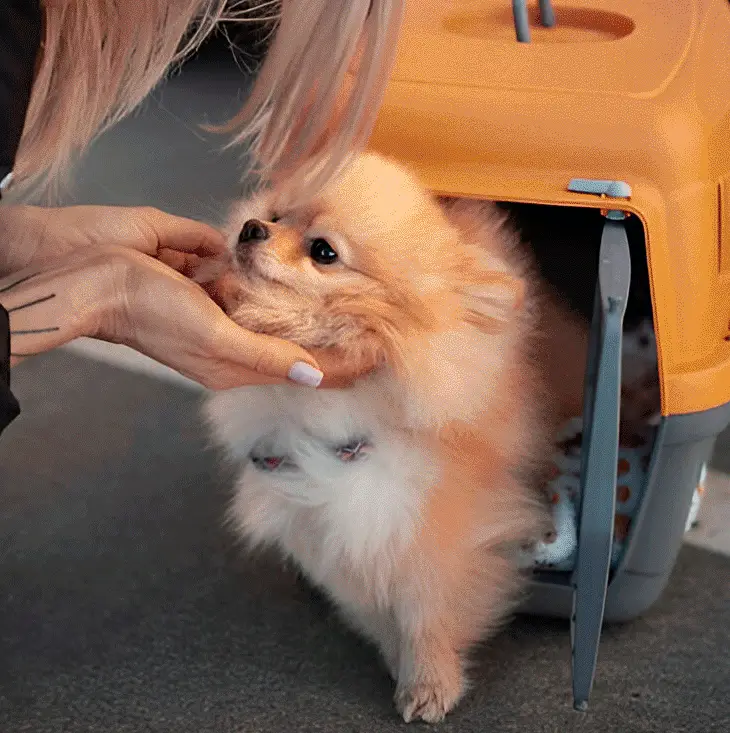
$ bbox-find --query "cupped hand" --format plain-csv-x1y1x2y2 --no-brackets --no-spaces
0,244,327,389
0,205,328,388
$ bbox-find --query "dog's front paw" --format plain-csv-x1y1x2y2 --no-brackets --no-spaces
394,667,464,724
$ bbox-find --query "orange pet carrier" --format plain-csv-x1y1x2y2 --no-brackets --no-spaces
368,0,730,710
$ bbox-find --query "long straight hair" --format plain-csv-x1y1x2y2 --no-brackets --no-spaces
14,0,404,203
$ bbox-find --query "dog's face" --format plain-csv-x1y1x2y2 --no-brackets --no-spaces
216,154,524,381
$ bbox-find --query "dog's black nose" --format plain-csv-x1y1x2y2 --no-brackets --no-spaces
239,218,270,244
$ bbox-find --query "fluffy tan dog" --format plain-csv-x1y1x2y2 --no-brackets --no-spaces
203,153,552,723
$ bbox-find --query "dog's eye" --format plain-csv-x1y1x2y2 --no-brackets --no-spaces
270,214,281,223
309,238,338,265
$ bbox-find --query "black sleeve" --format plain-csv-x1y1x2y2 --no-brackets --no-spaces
0,2,42,182
0,2,43,437
0,304,20,436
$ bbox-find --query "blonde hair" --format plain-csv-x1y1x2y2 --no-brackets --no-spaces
14,0,404,203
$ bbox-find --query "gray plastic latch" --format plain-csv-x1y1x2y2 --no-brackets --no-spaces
571,217,631,711
568,178,632,199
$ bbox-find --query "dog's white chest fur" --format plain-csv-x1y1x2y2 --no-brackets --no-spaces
204,383,436,591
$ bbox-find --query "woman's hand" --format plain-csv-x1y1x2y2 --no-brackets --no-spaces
0,245,329,389
0,205,327,388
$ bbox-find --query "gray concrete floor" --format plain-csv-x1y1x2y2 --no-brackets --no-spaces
1,44,729,733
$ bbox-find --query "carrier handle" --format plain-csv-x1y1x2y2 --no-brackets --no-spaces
512,0,556,43
571,216,631,711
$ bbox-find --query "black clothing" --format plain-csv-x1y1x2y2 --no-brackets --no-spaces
0,1,43,436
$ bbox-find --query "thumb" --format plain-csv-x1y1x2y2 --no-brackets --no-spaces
214,317,324,387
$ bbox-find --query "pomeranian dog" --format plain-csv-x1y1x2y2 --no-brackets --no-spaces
202,153,553,723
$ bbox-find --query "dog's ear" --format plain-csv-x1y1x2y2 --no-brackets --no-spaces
435,196,525,332
461,271,525,334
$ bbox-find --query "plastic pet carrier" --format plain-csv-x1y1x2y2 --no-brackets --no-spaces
367,0,730,711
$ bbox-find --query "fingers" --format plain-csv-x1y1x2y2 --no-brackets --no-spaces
135,207,227,257
197,272,241,312
211,316,324,388
158,248,232,290
1,212,374,391
2,242,378,391
157,248,203,278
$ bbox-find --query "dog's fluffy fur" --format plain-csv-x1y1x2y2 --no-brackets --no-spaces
203,153,552,723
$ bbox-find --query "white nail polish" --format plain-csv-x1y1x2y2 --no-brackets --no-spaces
288,361,324,388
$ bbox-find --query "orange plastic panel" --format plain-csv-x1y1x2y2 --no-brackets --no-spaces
368,0,730,416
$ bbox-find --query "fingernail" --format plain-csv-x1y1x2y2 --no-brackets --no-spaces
288,361,324,388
